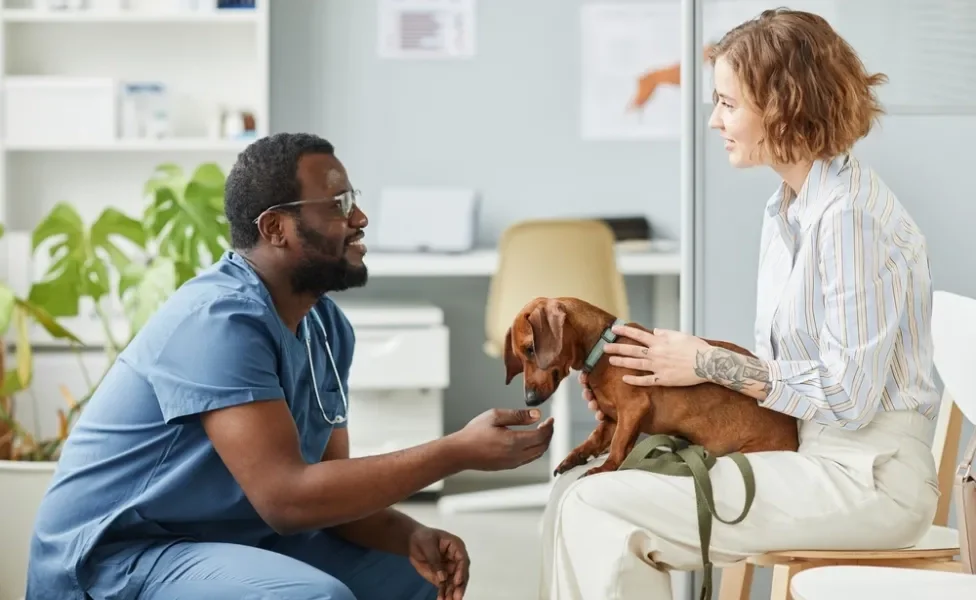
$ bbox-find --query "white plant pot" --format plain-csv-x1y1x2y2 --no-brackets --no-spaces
0,460,56,600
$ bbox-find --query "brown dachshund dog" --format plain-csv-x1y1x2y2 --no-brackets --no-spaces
503,297,799,477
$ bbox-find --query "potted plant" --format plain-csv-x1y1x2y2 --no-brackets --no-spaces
0,162,230,599
0,221,84,600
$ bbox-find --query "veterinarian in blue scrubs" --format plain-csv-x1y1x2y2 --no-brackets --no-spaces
26,133,554,600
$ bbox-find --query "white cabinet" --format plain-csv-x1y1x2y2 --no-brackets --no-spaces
346,327,449,390
337,300,449,492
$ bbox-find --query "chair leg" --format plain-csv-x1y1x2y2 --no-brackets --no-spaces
717,562,754,600
769,562,809,600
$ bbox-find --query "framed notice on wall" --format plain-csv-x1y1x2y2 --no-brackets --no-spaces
378,0,476,59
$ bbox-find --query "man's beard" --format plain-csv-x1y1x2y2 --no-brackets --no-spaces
289,221,368,297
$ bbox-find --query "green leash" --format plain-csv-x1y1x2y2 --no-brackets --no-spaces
619,434,757,600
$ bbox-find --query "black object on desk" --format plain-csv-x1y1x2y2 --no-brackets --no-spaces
599,216,652,242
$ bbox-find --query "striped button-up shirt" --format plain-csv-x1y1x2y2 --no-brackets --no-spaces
754,152,940,430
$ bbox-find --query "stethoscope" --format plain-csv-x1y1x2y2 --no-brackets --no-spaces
303,308,349,425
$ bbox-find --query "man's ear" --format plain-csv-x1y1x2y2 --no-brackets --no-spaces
503,327,523,385
527,299,567,370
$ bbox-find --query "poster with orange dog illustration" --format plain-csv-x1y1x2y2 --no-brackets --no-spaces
581,2,684,140
580,0,836,141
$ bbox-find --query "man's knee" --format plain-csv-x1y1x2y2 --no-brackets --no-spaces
142,578,356,600
296,575,357,600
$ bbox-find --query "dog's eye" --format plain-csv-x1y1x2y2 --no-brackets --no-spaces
524,346,534,358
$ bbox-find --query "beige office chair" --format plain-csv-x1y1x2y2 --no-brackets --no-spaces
436,218,630,514
719,290,973,600
484,218,629,357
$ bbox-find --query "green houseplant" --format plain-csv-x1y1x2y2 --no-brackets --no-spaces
1,161,230,462
0,223,85,461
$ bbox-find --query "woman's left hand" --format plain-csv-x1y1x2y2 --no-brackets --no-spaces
603,326,713,387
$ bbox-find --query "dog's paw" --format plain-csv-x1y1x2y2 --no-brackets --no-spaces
554,454,587,476
581,463,618,478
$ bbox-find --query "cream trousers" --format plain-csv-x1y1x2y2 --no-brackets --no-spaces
538,410,941,600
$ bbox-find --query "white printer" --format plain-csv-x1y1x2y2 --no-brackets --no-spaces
374,187,479,253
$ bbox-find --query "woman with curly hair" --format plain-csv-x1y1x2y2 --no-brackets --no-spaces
539,9,941,599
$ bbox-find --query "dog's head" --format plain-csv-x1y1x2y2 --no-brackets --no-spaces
503,297,580,407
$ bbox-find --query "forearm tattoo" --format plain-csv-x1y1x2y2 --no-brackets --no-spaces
694,348,773,396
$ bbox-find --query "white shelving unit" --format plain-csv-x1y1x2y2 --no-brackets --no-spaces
0,1,271,480
0,0,269,229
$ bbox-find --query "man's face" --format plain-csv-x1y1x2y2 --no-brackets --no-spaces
287,153,369,296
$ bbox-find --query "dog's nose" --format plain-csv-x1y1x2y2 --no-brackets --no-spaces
525,390,539,406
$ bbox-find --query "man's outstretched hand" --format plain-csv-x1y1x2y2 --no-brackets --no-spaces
408,526,469,600
449,408,554,471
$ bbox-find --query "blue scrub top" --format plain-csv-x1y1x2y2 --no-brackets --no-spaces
26,251,355,599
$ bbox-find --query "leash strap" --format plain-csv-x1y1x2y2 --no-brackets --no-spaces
619,434,756,600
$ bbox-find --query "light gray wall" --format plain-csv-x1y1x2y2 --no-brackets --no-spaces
271,0,682,243
269,0,683,476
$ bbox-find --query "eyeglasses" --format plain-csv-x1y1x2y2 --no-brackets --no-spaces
252,190,361,224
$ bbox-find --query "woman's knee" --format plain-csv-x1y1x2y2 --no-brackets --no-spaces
547,456,610,509
553,476,612,545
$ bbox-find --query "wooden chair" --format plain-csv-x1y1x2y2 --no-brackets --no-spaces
718,289,974,600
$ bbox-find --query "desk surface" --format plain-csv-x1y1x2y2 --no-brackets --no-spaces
362,246,681,277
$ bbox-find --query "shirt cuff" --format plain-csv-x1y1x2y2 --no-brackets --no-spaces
760,358,821,409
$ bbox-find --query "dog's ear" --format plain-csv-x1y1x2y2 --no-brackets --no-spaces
527,299,567,370
503,327,523,385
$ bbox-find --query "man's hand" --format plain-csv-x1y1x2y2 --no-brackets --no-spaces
450,408,554,471
408,526,469,600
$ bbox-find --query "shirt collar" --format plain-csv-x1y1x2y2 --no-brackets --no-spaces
765,152,852,231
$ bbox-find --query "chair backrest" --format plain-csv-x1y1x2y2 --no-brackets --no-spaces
930,290,976,528
484,219,629,356
932,290,976,426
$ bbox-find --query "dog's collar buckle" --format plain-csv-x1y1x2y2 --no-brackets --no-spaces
582,318,626,373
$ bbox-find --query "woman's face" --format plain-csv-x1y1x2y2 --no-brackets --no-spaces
708,56,765,168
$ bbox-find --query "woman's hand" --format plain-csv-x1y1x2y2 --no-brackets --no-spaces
604,326,713,387
579,371,606,422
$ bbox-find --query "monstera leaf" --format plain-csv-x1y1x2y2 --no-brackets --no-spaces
0,282,12,337
0,301,30,397
0,224,11,335
28,203,147,317
143,162,229,286
1,222,82,398
120,256,179,335
0,298,81,396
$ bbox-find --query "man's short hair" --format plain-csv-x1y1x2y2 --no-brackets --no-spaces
708,8,887,164
224,132,336,250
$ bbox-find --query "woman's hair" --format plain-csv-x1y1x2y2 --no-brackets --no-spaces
708,8,887,164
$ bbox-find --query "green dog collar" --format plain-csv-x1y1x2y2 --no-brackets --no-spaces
582,318,627,372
